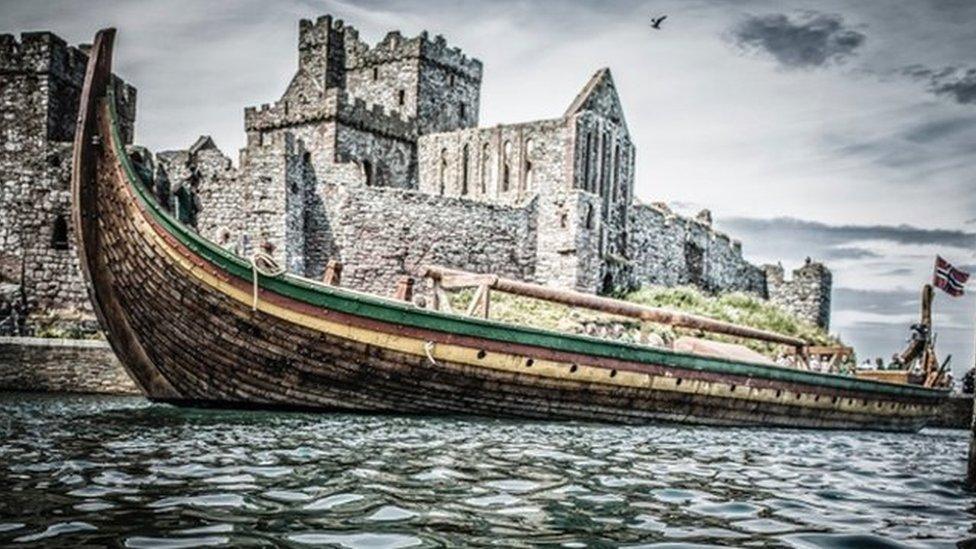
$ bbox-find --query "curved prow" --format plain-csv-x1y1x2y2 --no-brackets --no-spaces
71,29,178,398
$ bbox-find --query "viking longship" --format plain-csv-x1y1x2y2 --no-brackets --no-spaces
72,29,948,431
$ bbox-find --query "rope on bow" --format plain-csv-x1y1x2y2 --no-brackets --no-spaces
249,252,286,311
423,340,438,366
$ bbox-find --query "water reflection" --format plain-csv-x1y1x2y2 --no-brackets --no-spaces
0,392,973,547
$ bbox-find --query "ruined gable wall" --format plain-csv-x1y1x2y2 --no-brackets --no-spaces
316,184,537,296
571,111,635,293
628,204,766,297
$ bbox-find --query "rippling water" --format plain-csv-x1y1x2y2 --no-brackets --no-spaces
0,392,974,547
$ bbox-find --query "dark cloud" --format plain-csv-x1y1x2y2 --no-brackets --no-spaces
901,65,976,105
824,246,880,260
727,11,865,69
902,117,976,143
716,217,975,261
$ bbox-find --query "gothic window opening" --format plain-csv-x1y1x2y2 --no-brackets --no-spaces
459,103,466,120
480,143,491,194
611,145,620,198
583,132,592,192
51,214,69,250
502,140,512,192
372,66,379,81
397,89,406,106
585,204,595,230
523,138,534,190
599,131,609,199
449,73,456,87
438,148,448,195
461,144,470,196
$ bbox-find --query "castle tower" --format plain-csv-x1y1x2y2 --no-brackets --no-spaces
297,15,347,94
343,29,482,135
0,31,135,334
764,259,833,330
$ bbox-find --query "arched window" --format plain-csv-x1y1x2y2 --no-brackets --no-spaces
502,140,512,192
582,132,593,192
51,214,69,250
612,144,620,199
585,204,595,230
459,103,466,121
397,89,406,106
523,138,535,190
372,66,379,81
599,131,609,197
438,148,448,195
461,144,470,196
480,143,491,194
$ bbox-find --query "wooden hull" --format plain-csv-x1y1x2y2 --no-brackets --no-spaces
71,30,948,431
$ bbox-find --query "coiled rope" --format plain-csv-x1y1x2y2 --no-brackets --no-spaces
249,252,286,311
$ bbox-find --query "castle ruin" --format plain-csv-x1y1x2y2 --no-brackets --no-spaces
0,17,832,337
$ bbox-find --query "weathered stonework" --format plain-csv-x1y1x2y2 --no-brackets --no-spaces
0,336,137,394
0,31,135,336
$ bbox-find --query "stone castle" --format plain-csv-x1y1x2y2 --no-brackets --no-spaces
0,16,832,338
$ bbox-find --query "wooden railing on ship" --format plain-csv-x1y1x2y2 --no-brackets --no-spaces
418,265,808,356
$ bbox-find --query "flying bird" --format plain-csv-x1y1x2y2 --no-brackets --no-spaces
650,15,667,29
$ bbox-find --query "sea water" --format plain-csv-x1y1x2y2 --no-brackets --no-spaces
0,392,972,547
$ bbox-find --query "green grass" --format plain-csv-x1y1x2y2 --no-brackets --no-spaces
450,284,845,360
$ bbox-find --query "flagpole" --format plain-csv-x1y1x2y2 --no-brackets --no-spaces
962,258,976,488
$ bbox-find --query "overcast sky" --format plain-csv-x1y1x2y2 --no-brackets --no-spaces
3,0,974,375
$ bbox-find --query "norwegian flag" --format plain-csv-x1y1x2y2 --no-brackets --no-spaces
933,256,970,297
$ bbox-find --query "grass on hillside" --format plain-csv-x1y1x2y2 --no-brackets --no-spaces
450,284,845,360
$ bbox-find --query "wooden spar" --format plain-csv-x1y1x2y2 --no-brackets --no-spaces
420,265,808,349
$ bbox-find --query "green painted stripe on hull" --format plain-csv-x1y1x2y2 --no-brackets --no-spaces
105,92,945,402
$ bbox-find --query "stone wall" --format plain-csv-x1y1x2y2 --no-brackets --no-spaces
628,203,767,296
0,31,135,336
315,184,537,296
0,336,137,394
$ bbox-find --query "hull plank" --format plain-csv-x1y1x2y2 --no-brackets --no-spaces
71,29,946,432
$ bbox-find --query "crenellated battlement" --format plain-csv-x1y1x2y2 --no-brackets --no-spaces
245,89,417,140
345,29,482,81
0,32,89,82
763,259,833,329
